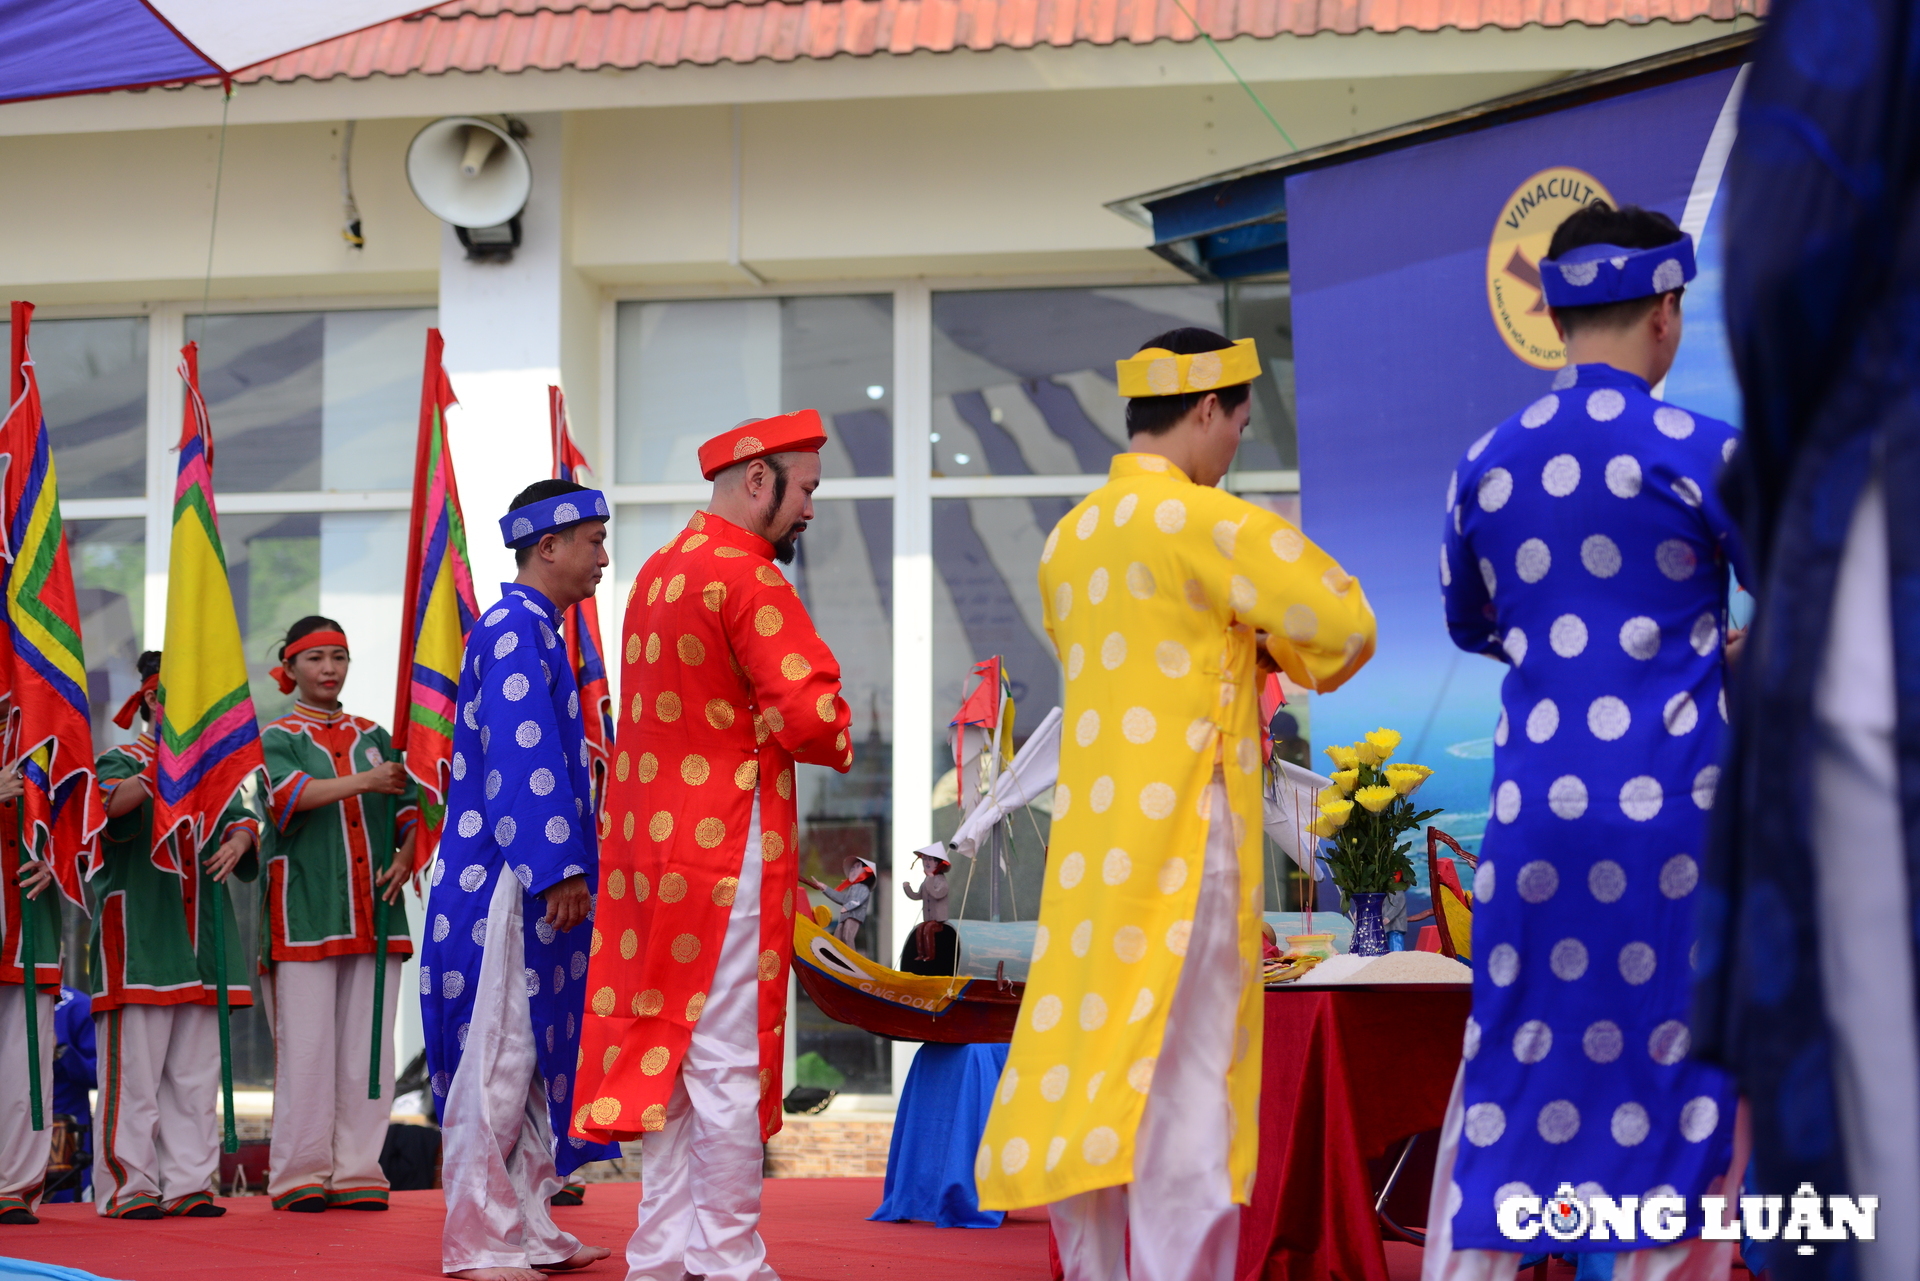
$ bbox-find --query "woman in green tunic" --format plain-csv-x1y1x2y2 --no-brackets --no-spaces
257,616,417,1213
90,648,261,1218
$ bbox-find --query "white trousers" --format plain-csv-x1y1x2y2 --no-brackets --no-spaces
262,952,403,1205
441,866,581,1272
1420,1064,1733,1281
92,1003,222,1216
627,789,772,1281
1048,776,1242,1281
1812,471,1920,1281
0,985,54,1212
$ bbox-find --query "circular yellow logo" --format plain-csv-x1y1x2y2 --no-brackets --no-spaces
1487,167,1614,369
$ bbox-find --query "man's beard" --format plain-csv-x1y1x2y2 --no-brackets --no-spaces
773,524,803,564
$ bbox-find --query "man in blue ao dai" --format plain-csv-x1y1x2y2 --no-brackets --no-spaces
1430,203,1751,1281
422,479,621,1281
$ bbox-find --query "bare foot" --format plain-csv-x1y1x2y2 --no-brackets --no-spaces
537,1245,612,1272
447,1269,546,1281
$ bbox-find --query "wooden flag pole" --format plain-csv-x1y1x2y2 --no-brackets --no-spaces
368,885,387,1100
208,846,237,1153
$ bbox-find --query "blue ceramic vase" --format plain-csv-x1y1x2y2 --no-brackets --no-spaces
1348,892,1390,956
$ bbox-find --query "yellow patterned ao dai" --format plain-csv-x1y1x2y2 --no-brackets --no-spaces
975,452,1376,1210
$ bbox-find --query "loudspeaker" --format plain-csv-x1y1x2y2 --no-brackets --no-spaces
406,116,532,261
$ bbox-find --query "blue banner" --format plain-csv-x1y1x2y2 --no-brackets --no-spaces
1289,65,1745,858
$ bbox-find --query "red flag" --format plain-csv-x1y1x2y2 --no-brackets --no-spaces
550,385,613,829
1,302,106,905
394,330,478,866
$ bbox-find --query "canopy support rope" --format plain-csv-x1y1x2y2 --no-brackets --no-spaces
196,78,235,344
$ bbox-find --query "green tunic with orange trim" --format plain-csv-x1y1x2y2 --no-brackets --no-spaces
260,704,418,965
87,737,262,1011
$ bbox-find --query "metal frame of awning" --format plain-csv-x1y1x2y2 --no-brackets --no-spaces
1106,28,1759,283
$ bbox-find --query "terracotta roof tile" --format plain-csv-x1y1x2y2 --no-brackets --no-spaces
226,0,1764,82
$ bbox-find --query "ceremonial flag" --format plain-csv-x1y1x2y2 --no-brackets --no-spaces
156,340,266,1151
550,385,612,825
2,302,105,905
152,342,267,862
394,329,478,864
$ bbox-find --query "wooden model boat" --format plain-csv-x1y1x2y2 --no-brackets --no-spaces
791,905,1023,1044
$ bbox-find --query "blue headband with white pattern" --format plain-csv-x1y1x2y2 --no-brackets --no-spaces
1538,235,1696,309
500,489,610,549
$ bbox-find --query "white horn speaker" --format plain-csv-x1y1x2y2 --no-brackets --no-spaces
406,116,531,258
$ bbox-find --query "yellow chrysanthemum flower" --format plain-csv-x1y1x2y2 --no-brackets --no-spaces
1354,742,1382,767
1353,784,1398,814
1331,769,1360,794
1365,727,1402,761
1324,745,1359,771
1319,798,1354,828
1308,814,1339,839
1385,763,1434,796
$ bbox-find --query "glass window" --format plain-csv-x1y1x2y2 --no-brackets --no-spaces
615,296,893,484
0,317,147,500
1227,282,1297,471
216,510,412,727
927,488,1312,922
929,496,1063,923
220,512,320,721
216,508,412,1085
69,518,145,741
930,285,1295,476
314,510,411,727
614,503,704,577
195,308,433,493
614,498,894,1093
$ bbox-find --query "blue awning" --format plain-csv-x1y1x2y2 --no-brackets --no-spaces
1105,30,1756,283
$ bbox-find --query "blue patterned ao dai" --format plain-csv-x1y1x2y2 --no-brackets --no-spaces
1439,363,1749,1251
420,583,621,1176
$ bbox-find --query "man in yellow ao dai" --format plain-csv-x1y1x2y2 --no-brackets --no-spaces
976,329,1376,1281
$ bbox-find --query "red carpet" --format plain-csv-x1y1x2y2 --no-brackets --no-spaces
5,1181,1056,1281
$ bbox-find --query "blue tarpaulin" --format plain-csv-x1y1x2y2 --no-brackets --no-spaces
0,1258,123,1281
870,1042,1009,1229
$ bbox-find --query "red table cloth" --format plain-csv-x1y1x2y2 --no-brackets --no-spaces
1239,987,1472,1281
1046,987,1470,1281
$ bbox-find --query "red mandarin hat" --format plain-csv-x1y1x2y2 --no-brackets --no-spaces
697,409,828,481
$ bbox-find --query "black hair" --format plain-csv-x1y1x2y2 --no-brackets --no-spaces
136,650,161,723
509,478,591,567
279,616,345,662
1546,201,1686,336
1123,327,1254,437
763,452,790,516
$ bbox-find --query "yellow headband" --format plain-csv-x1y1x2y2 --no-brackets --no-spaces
1115,337,1261,398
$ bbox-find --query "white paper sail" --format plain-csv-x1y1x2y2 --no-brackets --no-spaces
1265,759,1334,881
924,705,1064,862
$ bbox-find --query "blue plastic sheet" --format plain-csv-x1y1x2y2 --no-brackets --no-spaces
0,1258,125,1281
870,1042,1009,1229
